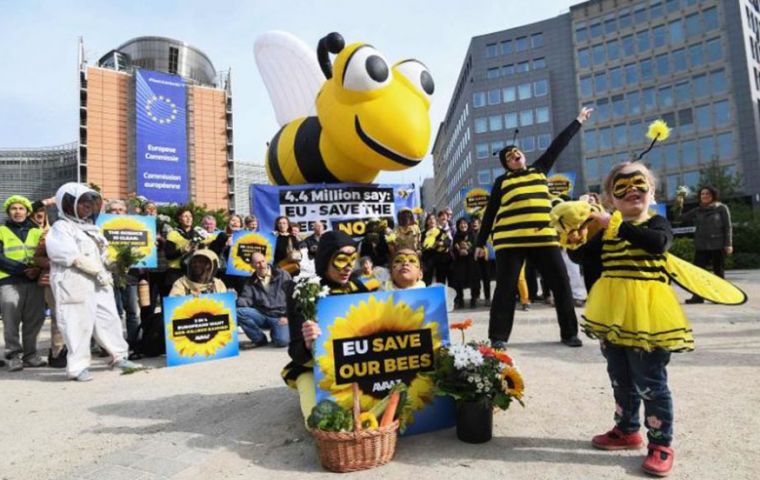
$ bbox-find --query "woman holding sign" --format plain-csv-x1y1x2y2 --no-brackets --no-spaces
281,231,379,423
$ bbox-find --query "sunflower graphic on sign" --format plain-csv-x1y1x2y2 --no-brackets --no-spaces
316,294,442,429
97,214,156,267
227,231,276,276
165,294,237,364
464,187,490,216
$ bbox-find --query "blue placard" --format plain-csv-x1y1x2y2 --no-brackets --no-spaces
251,183,416,237
96,213,157,268
163,292,239,367
225,230,277,277
313,285,456,435
135,69,189,204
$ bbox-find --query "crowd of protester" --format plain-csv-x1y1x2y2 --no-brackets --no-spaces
0,178,731,381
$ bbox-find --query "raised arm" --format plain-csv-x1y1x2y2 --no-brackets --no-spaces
532,107,593,173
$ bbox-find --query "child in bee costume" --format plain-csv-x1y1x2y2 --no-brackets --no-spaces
559,124,745,476
45,183,142,382
476,108,593,348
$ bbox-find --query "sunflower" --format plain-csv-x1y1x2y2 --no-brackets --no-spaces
316,295,441,427
169,297,233,358
500,366,525,399
229,233,274,273
101,216,153,263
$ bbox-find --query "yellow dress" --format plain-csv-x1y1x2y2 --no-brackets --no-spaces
583,214,694,352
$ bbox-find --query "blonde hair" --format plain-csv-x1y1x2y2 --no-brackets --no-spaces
602,161,657,205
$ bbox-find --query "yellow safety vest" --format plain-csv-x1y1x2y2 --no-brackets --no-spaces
0,224,42,280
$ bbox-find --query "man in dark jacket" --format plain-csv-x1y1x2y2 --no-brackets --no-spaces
236,251,292,347
0,195,46,371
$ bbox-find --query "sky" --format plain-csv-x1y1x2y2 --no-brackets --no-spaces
0,0,579,185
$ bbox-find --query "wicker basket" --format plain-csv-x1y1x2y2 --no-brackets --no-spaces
310,384,399,472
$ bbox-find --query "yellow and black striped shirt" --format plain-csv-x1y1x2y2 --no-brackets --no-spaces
490,168,558,249
477,119,582,251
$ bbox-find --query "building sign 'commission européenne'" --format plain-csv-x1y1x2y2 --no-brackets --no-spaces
135,69,189,204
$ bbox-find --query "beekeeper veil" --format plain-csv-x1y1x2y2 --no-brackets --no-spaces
55,182,103,224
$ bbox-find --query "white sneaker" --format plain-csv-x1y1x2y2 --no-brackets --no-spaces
75,369,93,382
111,359,143,370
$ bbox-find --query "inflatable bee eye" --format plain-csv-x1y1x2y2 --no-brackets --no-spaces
342,46,391,92
394,60,435,99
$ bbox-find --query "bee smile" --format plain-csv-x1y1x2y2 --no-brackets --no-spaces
354,116,422,167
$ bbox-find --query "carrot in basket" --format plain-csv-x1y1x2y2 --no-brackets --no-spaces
380,391,400,427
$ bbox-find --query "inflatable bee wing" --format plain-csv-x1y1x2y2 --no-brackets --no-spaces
665,254,747,305
254,31,323,126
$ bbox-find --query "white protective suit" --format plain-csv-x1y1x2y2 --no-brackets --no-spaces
45,183,128,378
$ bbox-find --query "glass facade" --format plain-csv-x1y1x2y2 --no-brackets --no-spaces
573,0,736,191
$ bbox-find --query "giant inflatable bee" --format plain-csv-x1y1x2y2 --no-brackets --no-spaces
254,31,434,185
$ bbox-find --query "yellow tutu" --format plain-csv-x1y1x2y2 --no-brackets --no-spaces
583,277,694,352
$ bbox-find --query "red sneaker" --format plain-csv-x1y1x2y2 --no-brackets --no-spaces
642,444,674,477
591,427,644,450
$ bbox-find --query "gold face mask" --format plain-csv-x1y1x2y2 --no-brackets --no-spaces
612,170,650,199
392,253,420,268
331,252,358,271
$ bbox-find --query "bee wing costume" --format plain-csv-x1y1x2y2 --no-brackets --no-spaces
45,183,129,378
560,208,747,351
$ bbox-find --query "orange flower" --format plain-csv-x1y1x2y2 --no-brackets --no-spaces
478,345,494,357
450,319,473,331
493,350,513,366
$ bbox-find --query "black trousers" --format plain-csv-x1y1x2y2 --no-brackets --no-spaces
690,249,726,301
472,258,491,300
490,246,579,342
694,249,726,278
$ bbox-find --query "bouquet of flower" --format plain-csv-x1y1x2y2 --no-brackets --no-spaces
110,244,147,288
293,274,331,321
432,319,524,410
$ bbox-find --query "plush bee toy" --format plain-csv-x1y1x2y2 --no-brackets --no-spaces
549,199,604,249
255,31,434,185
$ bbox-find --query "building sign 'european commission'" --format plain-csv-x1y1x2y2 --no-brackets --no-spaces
135,69,189,204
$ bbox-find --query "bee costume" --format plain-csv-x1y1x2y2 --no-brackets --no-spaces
254,31,434,185
561,208,746,350
477,118,585,345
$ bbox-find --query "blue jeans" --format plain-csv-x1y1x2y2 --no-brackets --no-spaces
114,285,139,346
237,307,289,347
601,341,673,446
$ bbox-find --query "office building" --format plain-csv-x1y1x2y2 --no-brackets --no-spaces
435,0,760,213
79,36,234,210
0,143,78,214
232,161,269,215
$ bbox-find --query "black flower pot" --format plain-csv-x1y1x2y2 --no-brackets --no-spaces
456,399,493,443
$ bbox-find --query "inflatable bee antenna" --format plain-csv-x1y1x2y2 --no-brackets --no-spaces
637,119,670,160
511,128,519,145
317,32,345,79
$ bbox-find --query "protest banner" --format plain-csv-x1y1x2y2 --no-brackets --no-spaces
313,285,455,435
96,213,157,268
251,183,416,238
546,171,577,198
163,292,239,367
226,230,277,277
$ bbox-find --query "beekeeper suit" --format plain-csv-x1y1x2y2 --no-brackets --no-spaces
46,183,137,381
